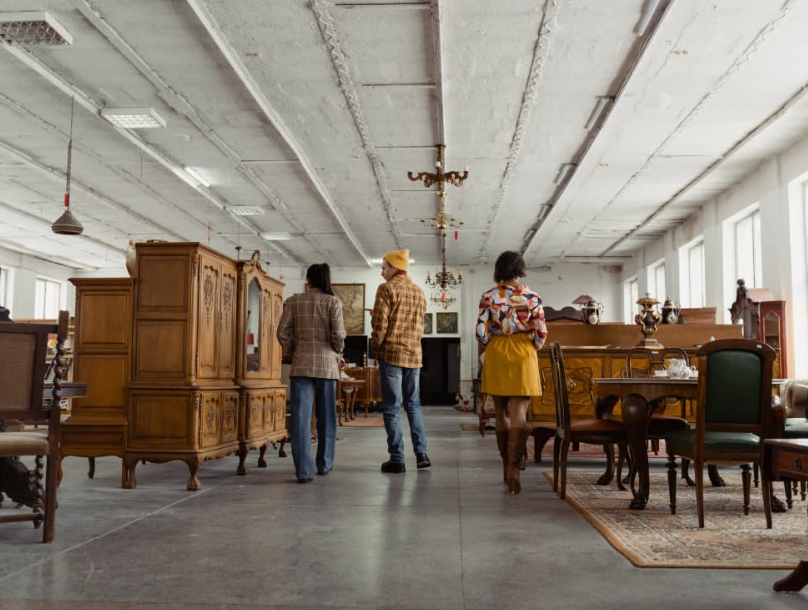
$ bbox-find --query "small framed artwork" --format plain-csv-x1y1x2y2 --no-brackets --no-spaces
423,313,433,335
332,283,365,335
436,312,458,334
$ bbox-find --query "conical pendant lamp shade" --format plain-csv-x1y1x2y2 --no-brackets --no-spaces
52,195,84,235
52,98,83,235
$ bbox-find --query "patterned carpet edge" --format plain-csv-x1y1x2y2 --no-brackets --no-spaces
542,471,803,570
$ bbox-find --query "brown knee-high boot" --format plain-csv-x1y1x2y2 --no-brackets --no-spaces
507,428,529,494
496,431,509,483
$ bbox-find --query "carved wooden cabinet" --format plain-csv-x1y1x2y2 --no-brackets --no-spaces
64,243,287,490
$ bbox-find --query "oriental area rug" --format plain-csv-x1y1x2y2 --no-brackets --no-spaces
544,471,808,569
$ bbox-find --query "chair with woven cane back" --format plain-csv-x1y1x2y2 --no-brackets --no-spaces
0,310,68,542
664,338,776,528
549,342,628,499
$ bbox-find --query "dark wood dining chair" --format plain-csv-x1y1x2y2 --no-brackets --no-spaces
549,342,628,499
0,310,68,542
664,339,776,528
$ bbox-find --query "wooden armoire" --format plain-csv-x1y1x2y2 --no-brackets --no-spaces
61,243,287,490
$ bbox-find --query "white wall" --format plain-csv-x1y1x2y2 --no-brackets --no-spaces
285,261,622,397
0,246,77,319
623,130,808,377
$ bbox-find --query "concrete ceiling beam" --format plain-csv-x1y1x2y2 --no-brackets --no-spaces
187,0,373,267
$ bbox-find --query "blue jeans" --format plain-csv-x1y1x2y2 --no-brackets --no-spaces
379,359,428,463
289,377,337,479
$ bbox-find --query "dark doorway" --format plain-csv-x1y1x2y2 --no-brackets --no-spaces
420,337,460,405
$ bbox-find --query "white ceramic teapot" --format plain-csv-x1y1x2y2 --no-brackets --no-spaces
666,359,689,378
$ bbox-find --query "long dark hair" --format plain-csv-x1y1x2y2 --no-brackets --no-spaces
306,263,334,295
493,251,526,283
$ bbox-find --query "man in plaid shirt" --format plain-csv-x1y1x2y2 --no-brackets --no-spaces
371,249,430,473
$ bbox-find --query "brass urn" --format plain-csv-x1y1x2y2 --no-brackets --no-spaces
635,292,663,347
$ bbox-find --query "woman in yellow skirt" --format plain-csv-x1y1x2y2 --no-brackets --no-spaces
476,251,548,494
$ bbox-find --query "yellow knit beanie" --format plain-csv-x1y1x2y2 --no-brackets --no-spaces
384,249,409,271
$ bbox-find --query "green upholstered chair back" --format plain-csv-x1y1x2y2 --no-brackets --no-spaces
695,339,776,431
704,350,762,425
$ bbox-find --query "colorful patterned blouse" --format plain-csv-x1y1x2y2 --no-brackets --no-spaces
476,283,548,349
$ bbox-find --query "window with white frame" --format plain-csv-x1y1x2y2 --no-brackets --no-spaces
649,261,666,301
624,277,639,323
735,208,762,287
34,278,62,319
0,267,6,306
683,240,706,308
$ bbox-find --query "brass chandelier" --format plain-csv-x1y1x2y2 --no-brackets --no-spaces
409,144,467,237
428,233,462,310
409,144,468,308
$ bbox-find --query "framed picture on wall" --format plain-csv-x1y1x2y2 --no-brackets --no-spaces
436,312,458,334
332,283,365,335
424,313,433,335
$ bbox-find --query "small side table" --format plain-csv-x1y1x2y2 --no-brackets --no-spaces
764,438,808,592
337,380,365,426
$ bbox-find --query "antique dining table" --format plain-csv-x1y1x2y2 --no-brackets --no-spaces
594,376,786,510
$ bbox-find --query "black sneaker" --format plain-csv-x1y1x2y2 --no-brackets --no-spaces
416,453,431,469
381,460,406,473
297,477,313,484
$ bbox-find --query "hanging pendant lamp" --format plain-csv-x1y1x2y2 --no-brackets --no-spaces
52,97,84,235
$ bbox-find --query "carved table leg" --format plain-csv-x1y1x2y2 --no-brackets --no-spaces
621,394,653,510
596,444,616,486
681,459,695,487
708,464,726,487
531,428,555,464
122,456,138,489
258,444,268,468
236,446,249,476
771,493,787,513
278,437,288,458
186,458,202,491
87,457,95,479
774,561,808,592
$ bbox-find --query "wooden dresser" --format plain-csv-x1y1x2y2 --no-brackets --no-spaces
62,243,287,490
343,367,381,416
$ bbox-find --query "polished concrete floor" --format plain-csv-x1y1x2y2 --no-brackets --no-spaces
1,409,807,610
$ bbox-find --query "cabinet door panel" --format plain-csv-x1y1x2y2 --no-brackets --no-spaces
274,389,287,432
263,390,275,432
247,391,264,439
197,258,220,378
221,391,239,443
218,269,237,379
201,393,220,448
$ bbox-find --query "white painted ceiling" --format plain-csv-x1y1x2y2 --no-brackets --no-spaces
0,0,807,272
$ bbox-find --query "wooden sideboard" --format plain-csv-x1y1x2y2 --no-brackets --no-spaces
527,322,744,423
62,243,287,490
343,367,381,416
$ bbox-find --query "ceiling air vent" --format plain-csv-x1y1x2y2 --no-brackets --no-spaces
0,12,72,45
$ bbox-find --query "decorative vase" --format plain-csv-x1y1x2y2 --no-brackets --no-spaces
125,241,137,278
660,297,679,325
634,293,662,347
581,300,603,325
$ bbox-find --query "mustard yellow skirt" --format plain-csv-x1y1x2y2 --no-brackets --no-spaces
481,333,541,397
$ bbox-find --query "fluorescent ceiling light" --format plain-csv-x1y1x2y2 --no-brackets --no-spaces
184,167,211,188
0,11,72,45
100,107,166,129
554,163,576,185
636,0,662,37
260,232,292,241
226,206,265,217
584,97,612,131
